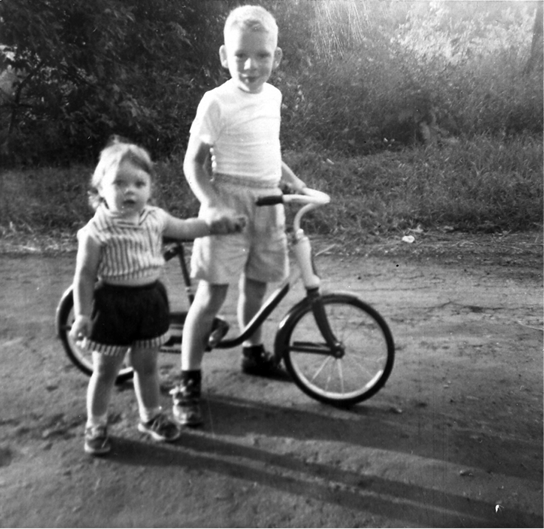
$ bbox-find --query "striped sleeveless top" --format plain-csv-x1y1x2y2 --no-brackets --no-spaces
79,204,168,282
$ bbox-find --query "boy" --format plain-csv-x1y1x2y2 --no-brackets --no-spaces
171,5,306,427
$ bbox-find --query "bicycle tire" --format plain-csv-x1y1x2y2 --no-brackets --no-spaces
55,287,135,383
276,293,394,406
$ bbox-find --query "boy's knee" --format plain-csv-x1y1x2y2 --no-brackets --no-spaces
196,282,229,311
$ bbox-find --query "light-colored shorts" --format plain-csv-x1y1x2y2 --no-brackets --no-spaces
191,174,289,285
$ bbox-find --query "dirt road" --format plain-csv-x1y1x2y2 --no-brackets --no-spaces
0,232,542,527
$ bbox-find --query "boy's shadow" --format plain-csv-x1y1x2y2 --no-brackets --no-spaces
108,422,541,529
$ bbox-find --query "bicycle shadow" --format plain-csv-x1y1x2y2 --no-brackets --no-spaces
108,431,541,528
114,376,541,485
197,392,541,482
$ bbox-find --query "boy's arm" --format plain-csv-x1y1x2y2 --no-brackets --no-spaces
280,161,307,192
183,134,221,210
70,232,100,339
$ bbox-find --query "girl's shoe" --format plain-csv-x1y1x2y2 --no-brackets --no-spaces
84,425,111,455
138,413,181,442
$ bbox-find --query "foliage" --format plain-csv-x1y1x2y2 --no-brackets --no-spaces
0,0,227,164
0,0,542,164
276,0,543,153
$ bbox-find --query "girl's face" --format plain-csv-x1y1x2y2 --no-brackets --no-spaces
99,159,151,219
220,27,282,94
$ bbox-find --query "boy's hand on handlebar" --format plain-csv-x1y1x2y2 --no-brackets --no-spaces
208,214,247,235
280,181,307,195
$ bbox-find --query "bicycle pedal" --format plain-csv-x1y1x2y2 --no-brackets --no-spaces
160,343,181,353
207,318,230,349
161,323,183,351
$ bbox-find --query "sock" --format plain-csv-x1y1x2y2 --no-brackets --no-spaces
242,344,265,358
86,413,108,429
139,406,162,424
181,369,202,385
178,370,201,400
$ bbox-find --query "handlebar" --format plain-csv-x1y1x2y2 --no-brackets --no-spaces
255,188,330,207
256,188,330,234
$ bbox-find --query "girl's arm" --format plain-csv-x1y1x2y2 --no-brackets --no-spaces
163,212,246,240
70,231,101,340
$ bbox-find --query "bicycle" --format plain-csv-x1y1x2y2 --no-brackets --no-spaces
56,188,395,406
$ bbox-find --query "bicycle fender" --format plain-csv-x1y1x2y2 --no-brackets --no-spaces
273,291,379,363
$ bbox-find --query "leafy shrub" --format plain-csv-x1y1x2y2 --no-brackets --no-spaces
1,0,541,164
277,1,542,153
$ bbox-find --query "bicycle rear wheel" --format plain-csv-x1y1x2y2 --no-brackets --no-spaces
55,287,134,383
277,293,394,406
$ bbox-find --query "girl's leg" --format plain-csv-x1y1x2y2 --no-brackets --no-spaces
87,351,126,423
131,346,180,442
129,346,161,420
84,351,125,455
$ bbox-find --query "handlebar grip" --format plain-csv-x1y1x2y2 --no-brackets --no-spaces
255,195,284,206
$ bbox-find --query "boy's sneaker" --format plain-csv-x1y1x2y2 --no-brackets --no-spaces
241,345,288,379
84,425,111,455
138,413,181,442
171,378,203,427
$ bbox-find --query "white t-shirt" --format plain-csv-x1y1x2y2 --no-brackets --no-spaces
190,79,282,185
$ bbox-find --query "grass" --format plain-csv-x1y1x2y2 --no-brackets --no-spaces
1,134,542,252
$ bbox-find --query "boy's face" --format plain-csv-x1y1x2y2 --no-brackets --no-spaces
220,26,282,94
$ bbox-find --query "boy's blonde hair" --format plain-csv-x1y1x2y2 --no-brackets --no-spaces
89,135,154,210
224,5,278,44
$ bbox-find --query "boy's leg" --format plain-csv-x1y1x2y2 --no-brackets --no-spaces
238,276,285,377
172,281,228,426
85,351,126,454
131,346,180,442
237,276,267,346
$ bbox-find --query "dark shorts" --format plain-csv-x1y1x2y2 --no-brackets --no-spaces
83,281,170,355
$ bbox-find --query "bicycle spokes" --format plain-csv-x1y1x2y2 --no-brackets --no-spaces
280,293,394,406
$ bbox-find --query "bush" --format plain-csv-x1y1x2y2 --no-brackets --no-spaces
1,0,541,164
277,1,542,153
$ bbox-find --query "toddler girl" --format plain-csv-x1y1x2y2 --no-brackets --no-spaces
70,136,244,454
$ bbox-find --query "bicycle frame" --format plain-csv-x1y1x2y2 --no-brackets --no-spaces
56,186,395,404
167,189,341,356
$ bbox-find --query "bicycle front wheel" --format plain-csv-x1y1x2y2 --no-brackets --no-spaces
277,293,394,406
56,287,134,383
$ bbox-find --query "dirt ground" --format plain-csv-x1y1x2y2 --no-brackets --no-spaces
0,231,542,528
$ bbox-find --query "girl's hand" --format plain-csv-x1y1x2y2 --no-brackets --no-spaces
208,215,247,235
70,315,92,341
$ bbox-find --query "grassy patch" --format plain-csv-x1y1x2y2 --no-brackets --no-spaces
285,134,543,240
1,135,541,250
